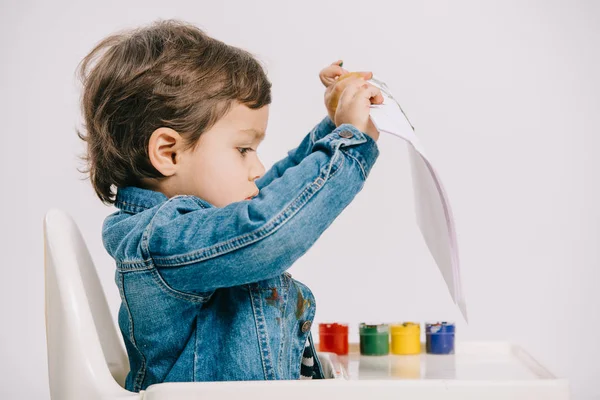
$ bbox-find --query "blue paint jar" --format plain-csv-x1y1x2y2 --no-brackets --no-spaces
425,322,455,354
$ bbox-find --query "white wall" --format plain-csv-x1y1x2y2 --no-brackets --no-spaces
1,0,598,398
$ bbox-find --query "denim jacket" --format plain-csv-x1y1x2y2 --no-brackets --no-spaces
102,116,379,392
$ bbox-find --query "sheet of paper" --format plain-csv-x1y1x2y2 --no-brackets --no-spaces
367,75,468,321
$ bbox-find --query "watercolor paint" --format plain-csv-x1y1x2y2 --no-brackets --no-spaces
359,323,390,356
318,323,349,355
390,322,421,355
425,322,455,355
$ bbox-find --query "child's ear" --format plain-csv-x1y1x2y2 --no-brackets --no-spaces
148,127,182,177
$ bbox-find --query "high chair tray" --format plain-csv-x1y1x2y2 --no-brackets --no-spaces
141,342,569,400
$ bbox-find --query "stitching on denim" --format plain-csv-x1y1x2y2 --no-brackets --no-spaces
344,151,368,180
117,265,153,273
253,287,289,291
117,272,146,391
326,143,344,180
277,274,290,375
115,200,149,210
152,169,331,267
140,212,154,261
189,196,210,209
291,319,301,378
309,120,321,146
144,194,203,259
119,259,152,265
292,279,318,379
250,277,290,290
117,262,151,269
309,333,325,379
141,194,191,260
259,293,275,379
323,141,340,178
149,269,211,303
193,317,198,382
250,289,271,379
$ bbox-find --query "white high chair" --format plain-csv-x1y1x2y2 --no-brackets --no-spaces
44,209,137,399
43,209,344,400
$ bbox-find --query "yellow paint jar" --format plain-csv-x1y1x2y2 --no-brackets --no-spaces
390,322,421,355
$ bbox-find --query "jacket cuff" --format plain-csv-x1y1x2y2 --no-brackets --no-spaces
310,115,338,144
329,123,380,180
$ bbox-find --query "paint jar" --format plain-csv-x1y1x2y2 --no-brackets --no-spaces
390,322,421,355
359,323,389,356
425,322,455,355
318,323,349,355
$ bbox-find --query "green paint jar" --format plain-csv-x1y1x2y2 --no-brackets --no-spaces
359,323,390,356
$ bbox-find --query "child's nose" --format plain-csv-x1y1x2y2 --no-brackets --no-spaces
250,160,266,181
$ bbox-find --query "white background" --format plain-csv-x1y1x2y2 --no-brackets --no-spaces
1,0,598,398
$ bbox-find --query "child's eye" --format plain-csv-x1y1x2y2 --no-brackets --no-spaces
237,147,253,156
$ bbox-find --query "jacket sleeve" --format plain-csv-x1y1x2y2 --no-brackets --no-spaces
146,123,379,293
255,116,337,190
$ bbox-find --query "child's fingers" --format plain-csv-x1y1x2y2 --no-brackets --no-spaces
331,60,349,77
330,60,349,74
338,71,373,82
337,78,364,103
332,75,366,96
370,86,385,104
319,63,348,87
336,67,350,78
356,82,383,104
341,76,370,91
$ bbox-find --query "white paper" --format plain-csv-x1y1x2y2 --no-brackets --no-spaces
367,75,468,321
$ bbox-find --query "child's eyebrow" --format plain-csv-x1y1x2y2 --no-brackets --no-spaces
239,128,265,139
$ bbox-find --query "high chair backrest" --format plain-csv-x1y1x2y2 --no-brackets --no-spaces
44,209,137,399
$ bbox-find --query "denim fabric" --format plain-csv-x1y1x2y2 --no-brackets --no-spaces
102,117,379,392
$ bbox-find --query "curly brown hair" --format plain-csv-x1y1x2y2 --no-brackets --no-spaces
77,20,272,204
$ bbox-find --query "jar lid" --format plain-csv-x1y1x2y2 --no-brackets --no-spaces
359,323,389,335
390,322,420,334
425,321,455,334
319,323,348,334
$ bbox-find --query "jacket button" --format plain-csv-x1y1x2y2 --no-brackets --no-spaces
339,131,353,139
301,321,312,333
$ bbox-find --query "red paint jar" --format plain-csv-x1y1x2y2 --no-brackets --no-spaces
318,323,349,355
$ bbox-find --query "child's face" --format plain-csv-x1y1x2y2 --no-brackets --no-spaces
175,102,269,207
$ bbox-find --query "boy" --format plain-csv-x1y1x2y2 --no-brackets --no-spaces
78,20,382,392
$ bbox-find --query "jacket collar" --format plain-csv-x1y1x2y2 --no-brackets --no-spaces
115,186,168,214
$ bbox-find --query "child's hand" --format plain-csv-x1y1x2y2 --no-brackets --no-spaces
319,60,349,87
334,76,384,141
320,61,372,122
